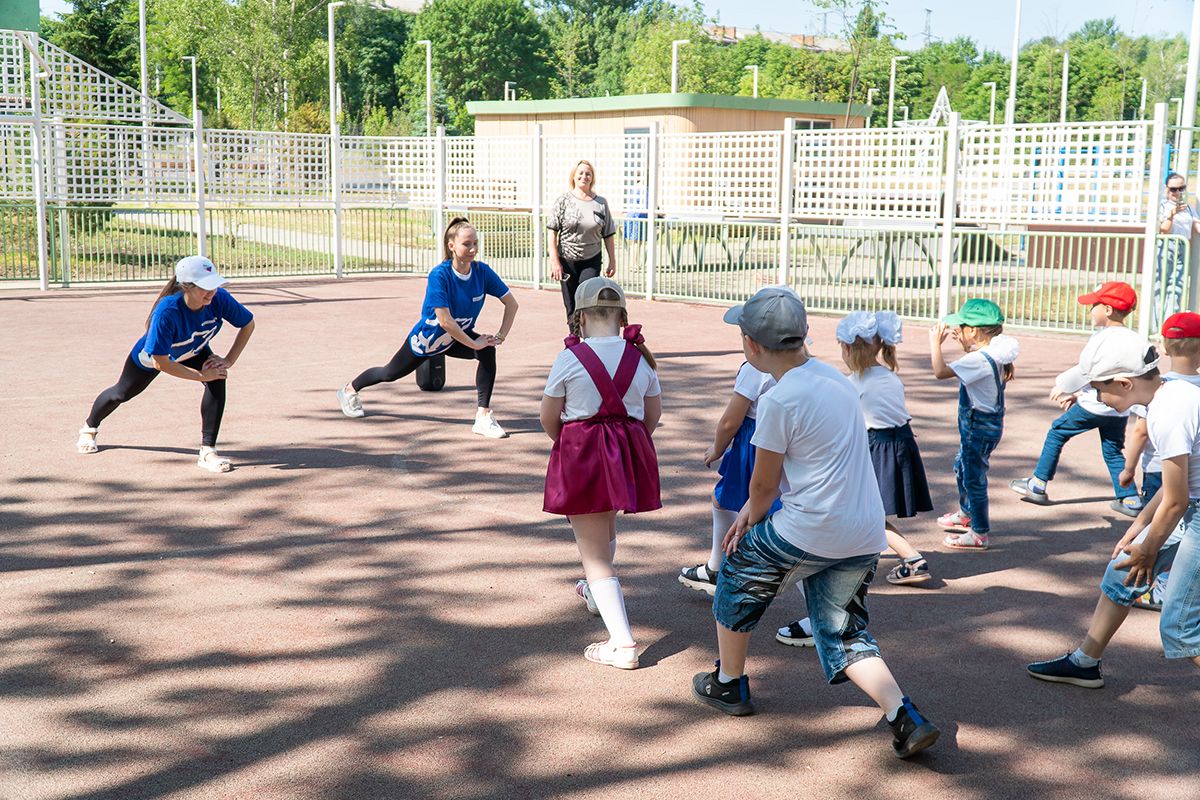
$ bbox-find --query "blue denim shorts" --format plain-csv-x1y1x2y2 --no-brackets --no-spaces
713,517,882,684
1100,504,1200,659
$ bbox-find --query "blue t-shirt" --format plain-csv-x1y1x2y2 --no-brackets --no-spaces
407,261,510,356
130,288,254,370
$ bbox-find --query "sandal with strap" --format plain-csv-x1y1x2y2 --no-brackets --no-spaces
584,641,639,670
197,446,232,473
76,426,99,454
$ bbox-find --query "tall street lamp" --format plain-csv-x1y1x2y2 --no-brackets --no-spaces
888,55,909,128
1175,0,1200,181
182,55,198,122
328,1,346,138
983,80,997,125
1059,49,1069,123
417,39,433,136
744,65,758,98
671,39,689,93
1006,0,1023,124
1139,77,1148,120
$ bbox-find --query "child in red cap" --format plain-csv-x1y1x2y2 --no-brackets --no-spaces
1010,282,1144,517
1120,312,1200,610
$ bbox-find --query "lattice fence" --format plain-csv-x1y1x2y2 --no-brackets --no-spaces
340,135,435,206
204,129,330,203
657,132,782,217
0,32,26,111
541,134,649,216
792,127,946,220
957,121,1149,225
44,123,194,203
444,136,532,208
37,38,188,125
0,120,34,198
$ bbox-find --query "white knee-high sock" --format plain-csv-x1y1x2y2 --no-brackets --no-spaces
709,507,737,571
588,576,634,647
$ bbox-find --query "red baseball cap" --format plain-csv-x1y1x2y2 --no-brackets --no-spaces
1162,312,1200,339
1077,281,1137,312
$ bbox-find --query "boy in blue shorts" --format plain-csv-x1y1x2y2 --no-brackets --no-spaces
691,287,940,759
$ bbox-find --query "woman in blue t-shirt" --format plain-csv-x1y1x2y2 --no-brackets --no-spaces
76,256,256,473
337,217,520,438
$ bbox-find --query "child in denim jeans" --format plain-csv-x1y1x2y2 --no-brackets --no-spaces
930,299,1019,551
1028,325,1200,686
691,287,940,760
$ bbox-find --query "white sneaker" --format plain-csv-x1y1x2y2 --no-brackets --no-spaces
337,387,365,418
472,410,508,439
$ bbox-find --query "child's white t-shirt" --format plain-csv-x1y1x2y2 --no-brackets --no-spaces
1054,329,1132,418
732,362,776,420
1135,373,1200,473
1146,379,1200,498
949,335,1020,413
751,358,887,559
850,365,910,429
544,335,661,422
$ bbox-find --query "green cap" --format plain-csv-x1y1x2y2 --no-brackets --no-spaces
943,298,1005,327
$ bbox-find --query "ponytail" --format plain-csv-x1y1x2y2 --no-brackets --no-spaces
880,342,899,373
569,289,658,371
443,216,473,261
146,277,183,329
974,324,1016,383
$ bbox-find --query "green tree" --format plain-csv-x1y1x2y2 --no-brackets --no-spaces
43,0,140,87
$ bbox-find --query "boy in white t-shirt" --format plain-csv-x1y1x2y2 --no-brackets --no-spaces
691,287,940,760
1028,326,1200,687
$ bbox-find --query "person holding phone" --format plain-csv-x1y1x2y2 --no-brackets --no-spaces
548,160,618,325
1156,172,1200,327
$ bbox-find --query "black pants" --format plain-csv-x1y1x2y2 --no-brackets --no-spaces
559,253,603,320
86,348,226,447
351,338,497,408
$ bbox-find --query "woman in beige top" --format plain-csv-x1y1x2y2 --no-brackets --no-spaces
548,160,618,322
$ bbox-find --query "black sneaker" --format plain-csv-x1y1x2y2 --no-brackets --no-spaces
1026,653,1104,688
775,620,816,647
887,697,940,758
692,667,754,716
678,564,718,596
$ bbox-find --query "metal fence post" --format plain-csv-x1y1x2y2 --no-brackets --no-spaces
192,110,207,257
330,106,344,278
531,123,544,290
28,47,49,291
778,117,795,286
434,124,446,264
937,113,961,319
1140,103,1169,337
51,117,71,286
645,121,659,300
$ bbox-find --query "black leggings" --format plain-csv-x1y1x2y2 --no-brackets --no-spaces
351,338,497,408
86,348,226,447
559,253,603,321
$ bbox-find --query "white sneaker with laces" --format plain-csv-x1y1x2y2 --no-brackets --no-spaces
337,387,365,418
472,410,509,439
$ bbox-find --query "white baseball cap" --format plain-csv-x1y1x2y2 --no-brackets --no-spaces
175,255,228,290
1058,327,1160,393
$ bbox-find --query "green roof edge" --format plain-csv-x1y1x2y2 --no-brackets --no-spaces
466,93,872,118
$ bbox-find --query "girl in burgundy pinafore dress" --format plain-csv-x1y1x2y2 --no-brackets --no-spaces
541,277,661,671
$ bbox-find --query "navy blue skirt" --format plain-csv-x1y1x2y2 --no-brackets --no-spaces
868,423,933,519
714,416,783,514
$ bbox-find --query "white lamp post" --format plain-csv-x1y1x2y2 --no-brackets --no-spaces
888,55,909,128
671,39,690,94
1005,0,1023,124
866,87,878,128
182,55,198,121
899,105,909,124
744,65,758,98
983,80,997,125
1139,77,1148,120
328,2,346,137
1059,49,1069,123
1173,96,1184,154
1175,0,1200,181
417,39,432,136
138,0,149,115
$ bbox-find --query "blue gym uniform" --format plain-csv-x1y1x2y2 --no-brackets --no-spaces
131,288,253,370
407,260,510,356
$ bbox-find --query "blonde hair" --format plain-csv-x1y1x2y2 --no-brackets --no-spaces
569,160,596,190
570,288,657,370
1164,336,1200,358
442,216,474,261
843,336,898,375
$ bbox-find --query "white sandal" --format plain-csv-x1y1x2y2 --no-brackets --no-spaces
584,641,639,670
197,446,232,473
76,426,99,454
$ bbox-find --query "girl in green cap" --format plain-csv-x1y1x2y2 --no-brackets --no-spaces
929,299,1020,550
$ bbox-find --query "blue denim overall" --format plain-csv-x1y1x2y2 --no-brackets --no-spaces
955,353,1005,535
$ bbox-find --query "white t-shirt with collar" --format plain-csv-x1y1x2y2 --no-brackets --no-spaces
850,365,911,429
949,335,1020,413
544,336,661,422
750,358,887,559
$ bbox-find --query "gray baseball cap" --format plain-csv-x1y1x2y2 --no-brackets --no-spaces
575,276,626,311
723,286,809,349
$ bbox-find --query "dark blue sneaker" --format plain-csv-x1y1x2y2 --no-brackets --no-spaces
887,697,940,758
1027,653,1104,688
692,664,754,716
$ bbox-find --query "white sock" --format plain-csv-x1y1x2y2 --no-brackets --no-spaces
886,702,902,722
588,576,634,647
1069,648,1100,668
718,669,740,683
709,507,737,571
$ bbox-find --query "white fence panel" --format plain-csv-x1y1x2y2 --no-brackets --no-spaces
792,127,945,221
37,38,188,125
205,129,330,204
0,121,34,198
45,123,194,203
340,136,435,206
0,32,26,111
444,136,531,208
658,131,782,216
541,134,649,216
957,121,1149,225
